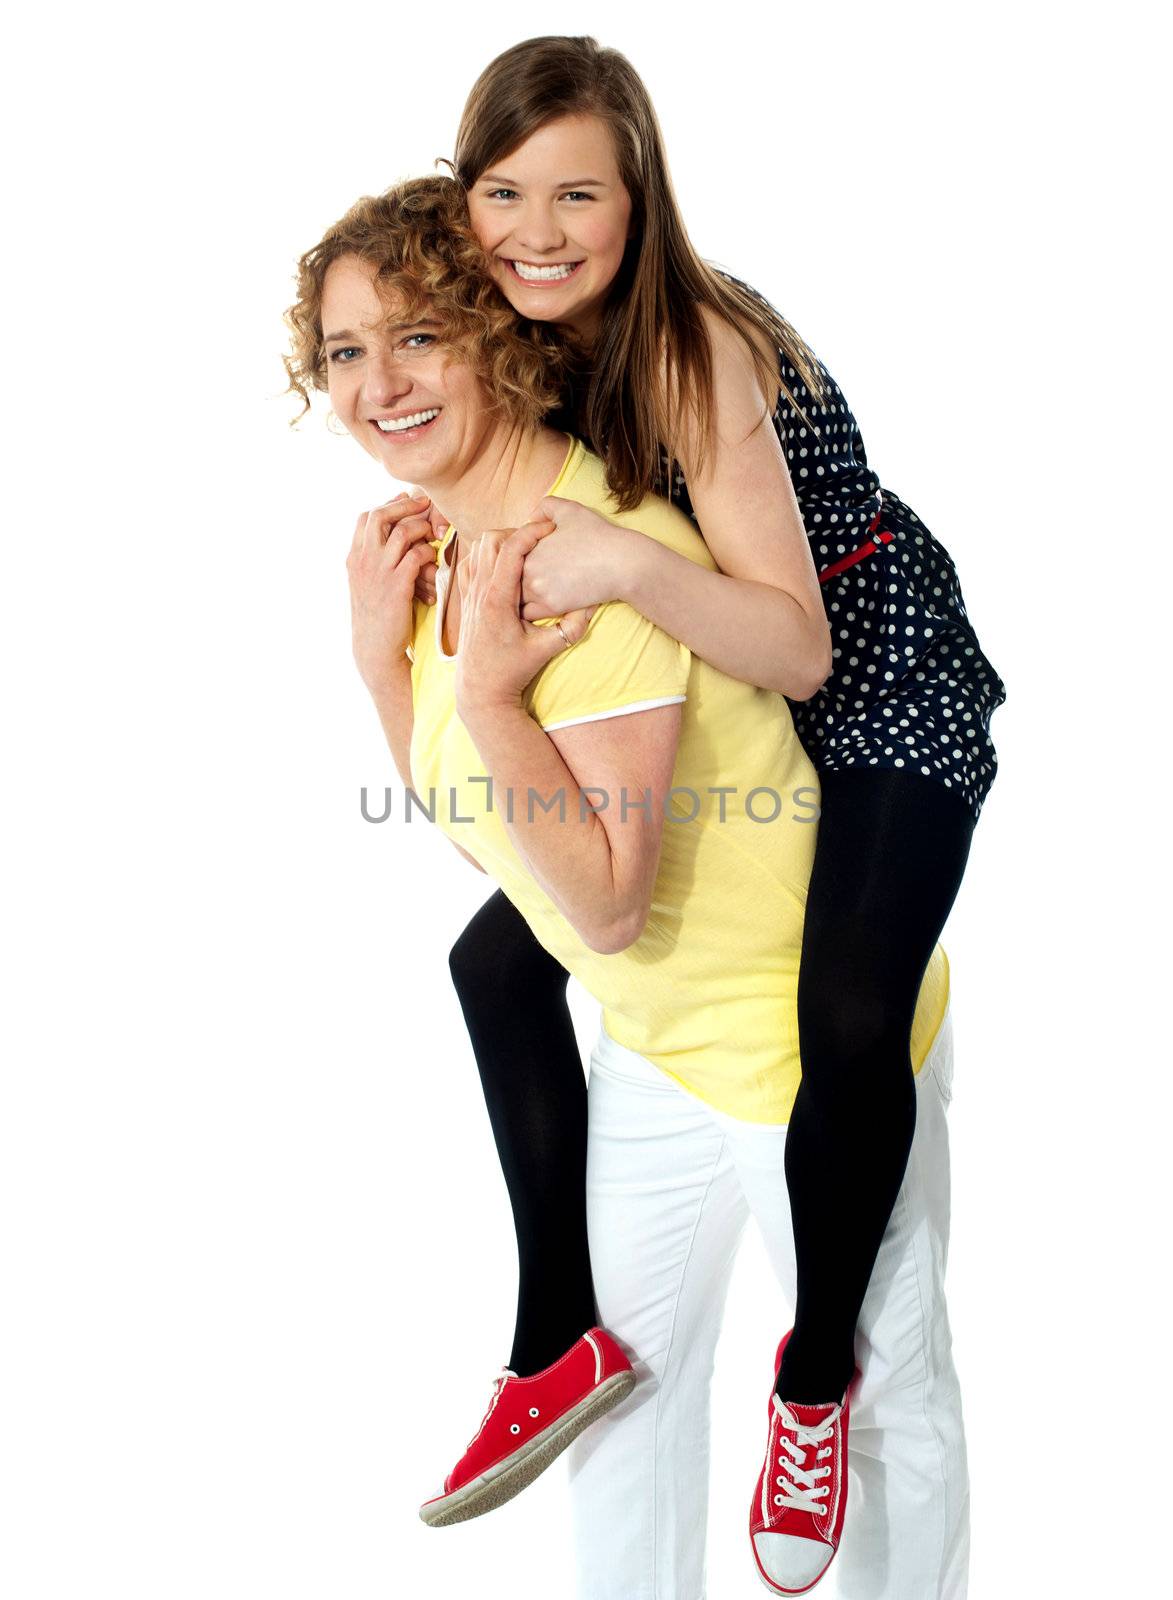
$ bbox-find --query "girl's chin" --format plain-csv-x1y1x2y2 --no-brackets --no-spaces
492,267,586,322
507,288,598,332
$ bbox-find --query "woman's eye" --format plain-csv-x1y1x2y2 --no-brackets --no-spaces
329,346,360,364
486,187,518,201
404,333,436,350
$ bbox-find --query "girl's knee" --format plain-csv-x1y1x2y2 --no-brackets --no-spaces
798,983,917,1094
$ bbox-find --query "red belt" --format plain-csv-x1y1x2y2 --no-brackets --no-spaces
817,510,894,585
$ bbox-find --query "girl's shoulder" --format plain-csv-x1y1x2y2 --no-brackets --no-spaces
657,272,876,520
707,268,865,448
708,267,835,394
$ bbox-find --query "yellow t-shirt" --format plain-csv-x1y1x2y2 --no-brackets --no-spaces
409,436,949,1123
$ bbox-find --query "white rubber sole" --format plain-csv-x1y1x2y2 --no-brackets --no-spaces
419,1369,637,1527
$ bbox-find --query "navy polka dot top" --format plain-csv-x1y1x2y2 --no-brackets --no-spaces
662,278,1006,820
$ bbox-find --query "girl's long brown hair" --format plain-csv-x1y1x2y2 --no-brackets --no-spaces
454,35,828,511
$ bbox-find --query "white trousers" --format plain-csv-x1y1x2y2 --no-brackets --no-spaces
568,1009,968,1600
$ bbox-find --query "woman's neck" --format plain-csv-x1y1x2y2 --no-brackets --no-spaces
421,423,569,540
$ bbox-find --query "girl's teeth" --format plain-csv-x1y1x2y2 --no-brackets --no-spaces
376,409,440,433
512,261,578,282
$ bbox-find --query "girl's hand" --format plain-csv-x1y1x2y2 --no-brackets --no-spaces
346,493,436,693
518,496,632,620
454,520,596,716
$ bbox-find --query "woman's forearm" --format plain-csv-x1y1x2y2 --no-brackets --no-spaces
370,658,486,873
457,699,650,953
619,533,830,699
367,655,416,789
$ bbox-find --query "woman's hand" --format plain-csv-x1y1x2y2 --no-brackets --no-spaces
346,493,436,694
409,487,446,606
518,496,634,620
454,520,596,717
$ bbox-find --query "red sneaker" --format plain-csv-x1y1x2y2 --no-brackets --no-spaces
418,1327,636,1527
749,1333,851,1595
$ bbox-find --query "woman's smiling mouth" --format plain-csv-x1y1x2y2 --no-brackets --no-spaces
505,259,585,284
371,407,442,439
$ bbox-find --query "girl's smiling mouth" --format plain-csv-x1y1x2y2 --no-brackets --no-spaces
504,259,585,284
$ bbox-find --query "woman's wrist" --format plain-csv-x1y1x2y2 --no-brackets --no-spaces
362,649,412,705
455,686,524,730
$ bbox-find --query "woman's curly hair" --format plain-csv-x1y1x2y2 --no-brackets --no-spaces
283,176,572,429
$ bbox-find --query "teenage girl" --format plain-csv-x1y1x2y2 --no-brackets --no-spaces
426,34,1003,1591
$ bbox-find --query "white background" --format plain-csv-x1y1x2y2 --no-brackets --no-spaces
2,3,1167,1596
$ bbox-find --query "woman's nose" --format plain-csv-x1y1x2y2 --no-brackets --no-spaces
363,353,411,407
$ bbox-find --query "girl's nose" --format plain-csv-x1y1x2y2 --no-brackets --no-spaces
515,203,567,255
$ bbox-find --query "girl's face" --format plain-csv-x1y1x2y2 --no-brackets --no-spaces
467,114,634,341
321,254,493,484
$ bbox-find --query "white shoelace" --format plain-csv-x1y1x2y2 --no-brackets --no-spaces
462,1368,516,1453
771,1399,838,1517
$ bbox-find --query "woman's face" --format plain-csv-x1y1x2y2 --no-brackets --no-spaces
467,113,634,340
321,254,493,484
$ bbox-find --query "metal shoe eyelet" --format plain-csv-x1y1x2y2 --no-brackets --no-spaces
509,1423,521,1435
773,1494,784,1506
529,1407,540,1418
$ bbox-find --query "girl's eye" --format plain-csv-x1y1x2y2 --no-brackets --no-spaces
329,346,360,364
486,187,518,201
562,191,594,203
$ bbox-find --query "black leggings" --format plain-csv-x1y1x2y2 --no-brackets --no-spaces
448,768,974,1393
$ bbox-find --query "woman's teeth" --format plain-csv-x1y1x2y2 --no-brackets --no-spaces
376,409,440,433
510,261,580,282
